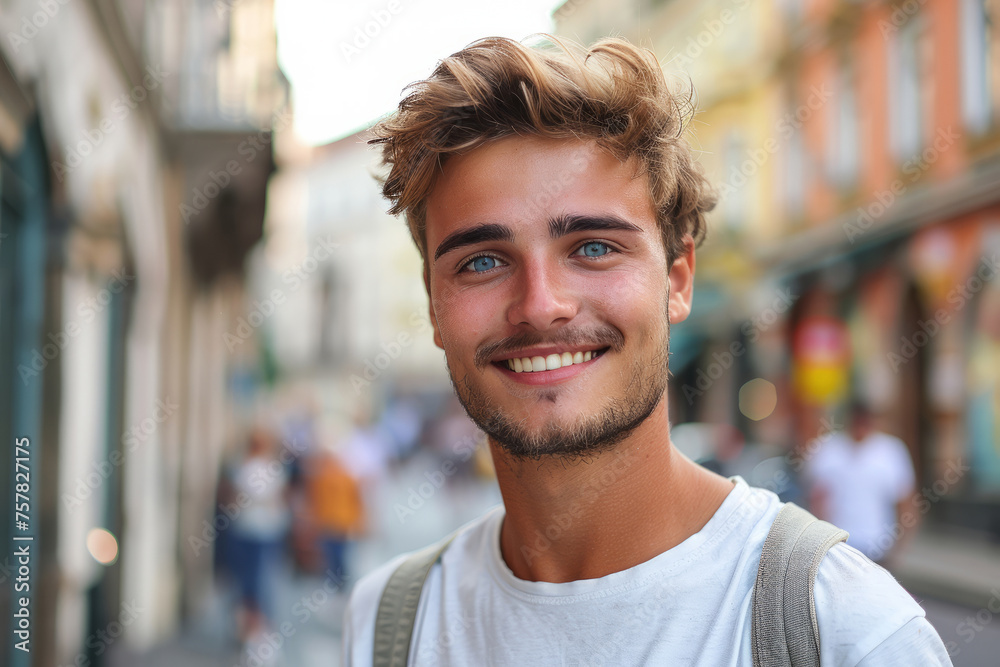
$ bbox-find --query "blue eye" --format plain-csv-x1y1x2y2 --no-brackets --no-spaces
465,256,499,272
577,242,610,257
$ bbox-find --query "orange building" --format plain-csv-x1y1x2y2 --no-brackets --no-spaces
747,0,1000,535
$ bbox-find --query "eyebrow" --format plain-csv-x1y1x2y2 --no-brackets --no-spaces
434,223,516,261
548,214,643,237
432,213,644,262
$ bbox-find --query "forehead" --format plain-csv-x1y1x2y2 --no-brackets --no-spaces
424,135,657,244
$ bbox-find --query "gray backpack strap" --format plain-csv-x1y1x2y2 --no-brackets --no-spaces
751,502,848,667
373,533,457,667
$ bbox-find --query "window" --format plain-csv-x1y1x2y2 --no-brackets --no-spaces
827,64,860,188
777,0,803,24
962,0,1000,134
888,14,929,161
780,90,807,222
721,131,748,233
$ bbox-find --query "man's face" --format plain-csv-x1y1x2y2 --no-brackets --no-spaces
424,136,695,459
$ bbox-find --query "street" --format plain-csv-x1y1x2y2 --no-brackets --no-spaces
922,596,1000,667
108,451,1000,666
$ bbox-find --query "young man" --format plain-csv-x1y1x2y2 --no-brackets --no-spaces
343,36,951,665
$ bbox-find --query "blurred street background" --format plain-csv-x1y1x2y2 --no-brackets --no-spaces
1,0,1000,665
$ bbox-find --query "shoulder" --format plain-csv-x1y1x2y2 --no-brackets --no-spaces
341,507,501,667
871,432,912,458
813,542,949,665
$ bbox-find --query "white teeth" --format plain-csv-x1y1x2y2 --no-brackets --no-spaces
505,350,602,373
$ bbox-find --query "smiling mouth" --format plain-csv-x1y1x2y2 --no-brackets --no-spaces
498,348,608,373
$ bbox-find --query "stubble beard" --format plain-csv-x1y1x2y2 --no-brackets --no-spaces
448,303,672,462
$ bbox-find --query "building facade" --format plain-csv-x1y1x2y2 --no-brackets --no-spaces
0,1,286,665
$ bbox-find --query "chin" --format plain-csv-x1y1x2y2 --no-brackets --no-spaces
455,376,664,462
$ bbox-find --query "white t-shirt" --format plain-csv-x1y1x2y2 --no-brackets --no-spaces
806,432,916,561
343,478,950,666
230,457,290,540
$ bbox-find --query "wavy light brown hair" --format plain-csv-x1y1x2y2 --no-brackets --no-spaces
369,35,716,266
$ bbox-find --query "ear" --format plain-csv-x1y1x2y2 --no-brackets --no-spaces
423,262,444,350
667,235,695,324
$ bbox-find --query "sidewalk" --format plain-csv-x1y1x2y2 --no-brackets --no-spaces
109,634,239,667
108,567,345,667
892,528,1000,609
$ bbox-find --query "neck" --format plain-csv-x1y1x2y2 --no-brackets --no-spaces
491,400,734,583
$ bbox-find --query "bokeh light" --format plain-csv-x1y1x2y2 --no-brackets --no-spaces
86,528,119,566
738,378,777,422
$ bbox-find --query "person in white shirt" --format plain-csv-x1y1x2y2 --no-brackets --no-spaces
343,35,951,665
806,402,917,565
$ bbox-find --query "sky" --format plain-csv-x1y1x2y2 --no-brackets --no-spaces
274,0,564,146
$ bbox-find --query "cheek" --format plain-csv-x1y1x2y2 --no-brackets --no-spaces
578,269,668,320
432,285,499,351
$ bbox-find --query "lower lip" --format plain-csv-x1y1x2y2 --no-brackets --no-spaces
493,354,602,385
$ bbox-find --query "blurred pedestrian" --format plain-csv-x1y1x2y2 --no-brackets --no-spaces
305,445,366,590
806,402,917,566
341,404,391,483
228,425,291,643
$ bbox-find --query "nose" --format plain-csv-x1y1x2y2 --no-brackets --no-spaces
506,258,578,331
